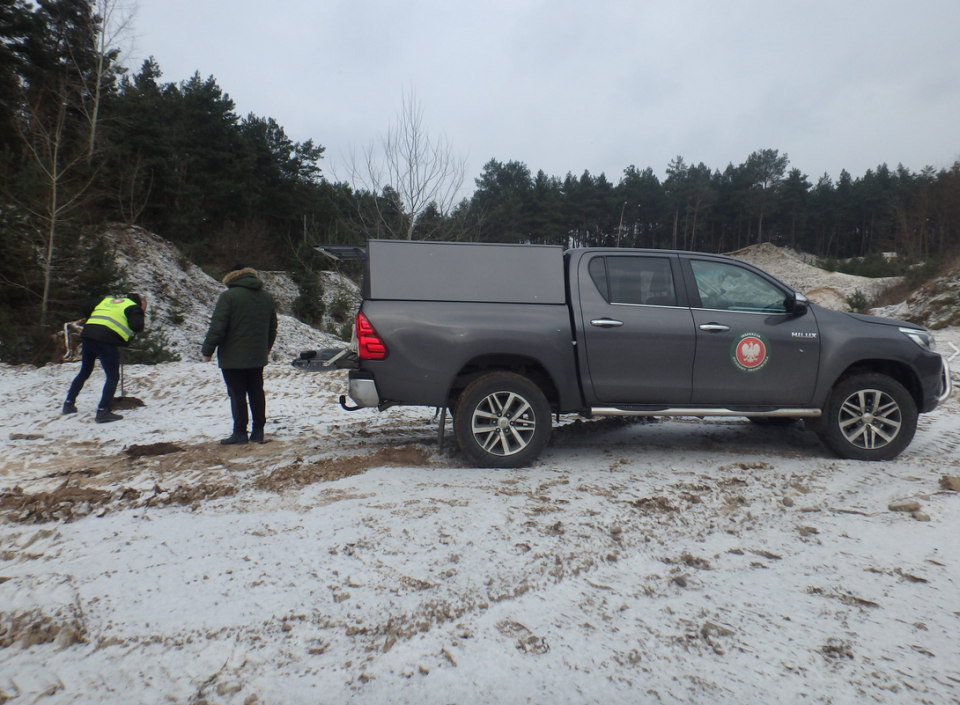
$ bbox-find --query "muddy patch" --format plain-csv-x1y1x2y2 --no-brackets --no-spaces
0,481,112,524
628,496,678,513
137,482,238,509
255,445,434,492
0,479,238,524
0,607,86,649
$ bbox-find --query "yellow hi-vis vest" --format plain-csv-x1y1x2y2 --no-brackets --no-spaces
87,297,136,341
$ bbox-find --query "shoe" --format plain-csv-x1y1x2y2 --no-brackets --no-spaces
62,401,77,415
220,432,248,445
95,409,123,423
250,427,264,444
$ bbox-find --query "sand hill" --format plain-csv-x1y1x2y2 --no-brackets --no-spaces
102,226,353,362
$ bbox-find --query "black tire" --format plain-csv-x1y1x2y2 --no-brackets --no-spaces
453,372,552,468
748,417,799,427
817,373,918,461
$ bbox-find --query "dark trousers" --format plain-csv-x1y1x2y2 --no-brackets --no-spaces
222,367,266,434
66,338,120,411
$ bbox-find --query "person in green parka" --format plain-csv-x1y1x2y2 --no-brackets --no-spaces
202,264,278,445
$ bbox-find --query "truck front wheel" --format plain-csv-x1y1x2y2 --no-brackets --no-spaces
453,372,552,468
817,373,918,461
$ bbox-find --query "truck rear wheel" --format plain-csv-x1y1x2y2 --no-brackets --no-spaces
453,372,551,468
817,373,918,461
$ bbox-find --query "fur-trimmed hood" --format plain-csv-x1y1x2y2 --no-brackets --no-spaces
222,267,262,289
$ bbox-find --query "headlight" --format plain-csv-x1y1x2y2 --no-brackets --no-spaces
900,327,937,352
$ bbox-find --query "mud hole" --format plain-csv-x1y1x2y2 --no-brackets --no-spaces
255,444,435,492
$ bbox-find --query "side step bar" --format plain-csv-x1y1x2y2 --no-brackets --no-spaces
590,407,822,418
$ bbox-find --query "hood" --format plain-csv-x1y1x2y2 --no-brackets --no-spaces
222,267,263,290
844,311,921,330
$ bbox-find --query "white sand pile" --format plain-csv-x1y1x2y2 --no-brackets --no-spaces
728,243,901,309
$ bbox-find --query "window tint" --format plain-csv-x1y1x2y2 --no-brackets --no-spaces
589,256,677,306
690,259,787,313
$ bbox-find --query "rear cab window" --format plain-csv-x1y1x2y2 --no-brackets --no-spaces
588,256,679,306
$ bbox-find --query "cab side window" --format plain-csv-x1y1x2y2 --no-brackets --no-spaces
589,256,677,306
690,259,787,313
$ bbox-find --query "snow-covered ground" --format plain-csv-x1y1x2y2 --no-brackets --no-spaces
2,333,960,703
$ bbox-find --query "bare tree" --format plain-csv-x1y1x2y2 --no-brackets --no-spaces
14,79,98,327
72,0,138,163
117,150,152,225
345,88,466,240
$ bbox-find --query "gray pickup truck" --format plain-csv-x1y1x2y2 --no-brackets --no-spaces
306,239,951,468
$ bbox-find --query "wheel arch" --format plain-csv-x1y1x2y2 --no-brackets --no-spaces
831,359,924,409
447,354,560,409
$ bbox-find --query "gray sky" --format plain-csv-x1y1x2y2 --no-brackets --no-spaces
132,0,959,193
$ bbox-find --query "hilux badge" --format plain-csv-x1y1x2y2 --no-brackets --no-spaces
732,332,770,372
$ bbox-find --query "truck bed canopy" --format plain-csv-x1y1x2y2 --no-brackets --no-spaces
362,240,566,304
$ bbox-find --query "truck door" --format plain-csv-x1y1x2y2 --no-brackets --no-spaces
579,253,695,404
684,257,821,405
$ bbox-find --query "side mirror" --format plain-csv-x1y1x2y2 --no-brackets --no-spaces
787,291,809,316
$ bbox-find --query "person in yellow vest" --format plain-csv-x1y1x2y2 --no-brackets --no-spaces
62,294,147,423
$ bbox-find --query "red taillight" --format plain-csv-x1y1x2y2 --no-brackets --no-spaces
356,311,388,360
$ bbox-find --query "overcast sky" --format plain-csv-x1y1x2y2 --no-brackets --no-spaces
131,0,959,194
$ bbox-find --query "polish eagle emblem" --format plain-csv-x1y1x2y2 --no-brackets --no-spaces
740,341,761,363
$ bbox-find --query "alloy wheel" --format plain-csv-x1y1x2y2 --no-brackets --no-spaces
471,391,538,457
838,388,902,450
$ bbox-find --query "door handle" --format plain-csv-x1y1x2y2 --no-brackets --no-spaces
699,323,730,332
591,318,624,328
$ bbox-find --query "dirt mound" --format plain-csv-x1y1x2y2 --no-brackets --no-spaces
255,444,434,491
113,396,146,410
125,442,184,457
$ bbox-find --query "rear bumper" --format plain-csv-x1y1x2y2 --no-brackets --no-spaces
348,371,381,408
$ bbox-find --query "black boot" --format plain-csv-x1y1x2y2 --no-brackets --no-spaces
95,409,123,423
220,431,248,445
62,401,77,415
250,426,264,444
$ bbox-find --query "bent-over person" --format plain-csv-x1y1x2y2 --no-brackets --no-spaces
202,264,278,445
63,294,147,423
